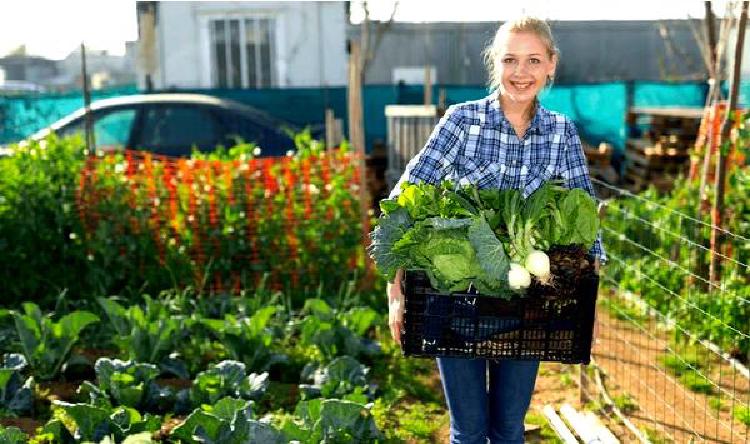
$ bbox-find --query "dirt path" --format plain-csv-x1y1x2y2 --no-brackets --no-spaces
592,296,750,443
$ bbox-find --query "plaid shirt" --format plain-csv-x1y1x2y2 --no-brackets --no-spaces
388,92,606,262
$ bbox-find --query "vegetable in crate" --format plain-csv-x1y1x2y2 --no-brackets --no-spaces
367,180,599,296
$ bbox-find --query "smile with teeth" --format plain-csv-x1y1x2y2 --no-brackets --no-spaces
512,81,534,91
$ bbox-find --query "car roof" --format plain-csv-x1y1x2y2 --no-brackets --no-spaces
36,93,292,138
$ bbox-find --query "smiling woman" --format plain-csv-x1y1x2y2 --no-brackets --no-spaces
384,16,605,444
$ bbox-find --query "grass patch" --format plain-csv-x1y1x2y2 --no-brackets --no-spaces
370,326,443,405
584,399,605,412
559,373,574,388
641,426,674,444
660,353,701,376
600,297,648,324
612,393,638,414
525,410,564,444
372,398,447,443
678,371,714,395
708,396,726,413
733,405,750,427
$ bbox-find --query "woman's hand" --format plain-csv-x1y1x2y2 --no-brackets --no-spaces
387,269,405,346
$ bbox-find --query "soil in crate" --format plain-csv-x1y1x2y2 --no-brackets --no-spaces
401,245,598,364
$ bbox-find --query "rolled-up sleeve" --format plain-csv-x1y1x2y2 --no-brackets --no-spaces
560,120,607,263
388,105,466,199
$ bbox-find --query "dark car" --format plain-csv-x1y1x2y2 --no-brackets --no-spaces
26,93,297,157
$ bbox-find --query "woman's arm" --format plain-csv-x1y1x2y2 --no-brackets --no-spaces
560,120,606,265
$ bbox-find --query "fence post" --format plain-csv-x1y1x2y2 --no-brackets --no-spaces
325,108,336,155
347,40,371,246
710,0,748,283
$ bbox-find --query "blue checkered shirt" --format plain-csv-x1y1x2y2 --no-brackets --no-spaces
388,93,606,262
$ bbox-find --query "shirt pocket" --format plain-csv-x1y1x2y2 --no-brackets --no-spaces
455,154,502,189
523,163,557,197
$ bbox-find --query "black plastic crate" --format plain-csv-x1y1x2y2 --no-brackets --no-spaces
400,270,599,364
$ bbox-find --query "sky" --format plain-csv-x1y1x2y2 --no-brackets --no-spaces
0,0,138,60
0,0,734,60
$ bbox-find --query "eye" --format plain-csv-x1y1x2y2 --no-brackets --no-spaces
529,58,541,64
502,57,516,64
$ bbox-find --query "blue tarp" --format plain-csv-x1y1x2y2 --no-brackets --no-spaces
0,81,722,152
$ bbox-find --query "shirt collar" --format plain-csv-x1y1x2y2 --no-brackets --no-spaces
487,92,548,136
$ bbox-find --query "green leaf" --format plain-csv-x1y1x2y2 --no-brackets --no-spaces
0,425,28,444
302,299,333,320
468,215,510,284
35,419,74,443
211,397,252,422
318,399,381,441
97,298,130,336
367,207,412,280
342,307,378,337
423,217,473,230
558,188,599,247
247,305,278,337
55,402,111,442
191,360,247,406
171,410,224,444
12,313,41,363
294,398,323,427
58,311,99,341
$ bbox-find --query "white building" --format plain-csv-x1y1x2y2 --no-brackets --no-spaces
136,1,348,90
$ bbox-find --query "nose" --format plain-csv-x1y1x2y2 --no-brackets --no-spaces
513,61,530,75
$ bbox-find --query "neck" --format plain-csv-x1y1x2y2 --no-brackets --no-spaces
499,94,536,122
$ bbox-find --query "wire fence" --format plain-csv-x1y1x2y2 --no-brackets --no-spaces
581,177,750,443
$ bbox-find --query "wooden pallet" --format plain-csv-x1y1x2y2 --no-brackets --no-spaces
584,142,612,166
626,138,691,157
623,170,677,193
624,151,688,173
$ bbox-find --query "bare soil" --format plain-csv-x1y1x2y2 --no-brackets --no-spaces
592,291,750,443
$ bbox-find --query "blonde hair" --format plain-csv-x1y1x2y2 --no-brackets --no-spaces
483,17,559,92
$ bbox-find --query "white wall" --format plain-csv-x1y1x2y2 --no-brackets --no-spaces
148,1,347,89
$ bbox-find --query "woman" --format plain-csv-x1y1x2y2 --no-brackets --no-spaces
386,17,605,444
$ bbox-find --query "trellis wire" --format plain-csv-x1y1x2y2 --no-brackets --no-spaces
582,178,749,443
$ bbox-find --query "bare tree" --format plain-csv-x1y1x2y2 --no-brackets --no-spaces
357,0,399,84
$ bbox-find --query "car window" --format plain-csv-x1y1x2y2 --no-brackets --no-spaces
138,106,221,156
57,108,137,149
94,109,137,148
217,110,293,156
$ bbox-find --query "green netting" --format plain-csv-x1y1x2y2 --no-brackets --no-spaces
1,81,712,153
0,85,137,144
633,81,708,108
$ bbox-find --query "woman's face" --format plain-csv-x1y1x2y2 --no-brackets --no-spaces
497,31,557,106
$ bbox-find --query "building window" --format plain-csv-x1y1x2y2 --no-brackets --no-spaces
209,17,275,89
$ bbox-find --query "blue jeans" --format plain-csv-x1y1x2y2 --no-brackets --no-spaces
436,357,540,444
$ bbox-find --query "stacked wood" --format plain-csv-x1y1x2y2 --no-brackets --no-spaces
623,108,702,193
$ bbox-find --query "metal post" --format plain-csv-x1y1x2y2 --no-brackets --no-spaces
81,43,95,152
